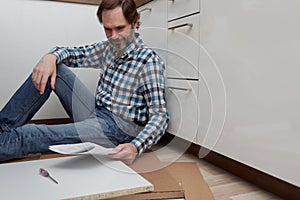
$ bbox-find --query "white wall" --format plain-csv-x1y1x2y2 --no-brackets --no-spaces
0,0,105,119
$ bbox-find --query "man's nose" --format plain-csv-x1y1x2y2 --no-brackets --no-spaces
111,30,118,38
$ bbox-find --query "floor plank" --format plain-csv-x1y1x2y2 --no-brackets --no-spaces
230,191,283,200
153,145,283,200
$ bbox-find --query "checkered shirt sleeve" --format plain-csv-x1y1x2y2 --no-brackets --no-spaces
126,52,169,154
49,42,107,68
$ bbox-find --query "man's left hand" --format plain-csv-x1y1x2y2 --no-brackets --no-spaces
108,143,138,165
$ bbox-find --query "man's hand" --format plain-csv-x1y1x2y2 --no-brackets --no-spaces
108,143,138,165
32,54,57,94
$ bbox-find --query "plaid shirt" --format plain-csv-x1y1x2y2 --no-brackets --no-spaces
50,34,169,154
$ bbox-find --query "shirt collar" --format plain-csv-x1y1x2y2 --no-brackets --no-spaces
104,32,144,65
125,33,143,51
119,33,144,59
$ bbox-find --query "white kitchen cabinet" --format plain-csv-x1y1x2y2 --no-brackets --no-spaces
142,0,300,189
166,79,198,142
168,0,200,21
167,13,200,79
138,0,166,28
199,0,300,187
165,3,200,142
138,1,200,142
138,0,168,62
196,48,227,150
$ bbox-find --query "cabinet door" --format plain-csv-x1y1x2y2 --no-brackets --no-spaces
166,79,198,143
168,0,200,21
167,13,200,79
196,44,227,151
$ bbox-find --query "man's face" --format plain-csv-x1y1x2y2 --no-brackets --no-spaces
102,6,137,50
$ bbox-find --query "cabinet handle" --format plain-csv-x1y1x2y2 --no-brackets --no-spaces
139,7,152,14
168,23,193,30
167,86,191,91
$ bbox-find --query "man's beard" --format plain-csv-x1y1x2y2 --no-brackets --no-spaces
108,29,135,53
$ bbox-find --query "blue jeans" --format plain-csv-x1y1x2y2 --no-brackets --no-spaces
0,64,136,162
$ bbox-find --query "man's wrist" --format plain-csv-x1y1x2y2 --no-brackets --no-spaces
129,143,138,154
131,139,142,155
46,53,57,63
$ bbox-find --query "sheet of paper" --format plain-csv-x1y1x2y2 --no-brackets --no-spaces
49,142,118,155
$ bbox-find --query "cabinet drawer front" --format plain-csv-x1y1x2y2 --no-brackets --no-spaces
167,14,200,79
138,0,168,62
168,13,199,44
138,0,167,28
168,0,200,21
166,79,198,142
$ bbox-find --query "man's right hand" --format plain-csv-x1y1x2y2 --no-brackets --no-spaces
32,54,57,94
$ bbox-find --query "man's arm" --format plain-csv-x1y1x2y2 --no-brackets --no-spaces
49,42,105,68
109,56,169,165
110,105,168,166
32,42,105,94
131,56,170,155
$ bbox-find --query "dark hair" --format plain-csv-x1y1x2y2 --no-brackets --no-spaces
97,0,140,29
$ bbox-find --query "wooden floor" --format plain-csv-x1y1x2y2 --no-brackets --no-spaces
154,145,283,200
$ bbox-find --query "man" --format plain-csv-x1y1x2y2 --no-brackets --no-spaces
0,0,169,165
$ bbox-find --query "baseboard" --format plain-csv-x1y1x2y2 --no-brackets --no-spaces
159,133,300,200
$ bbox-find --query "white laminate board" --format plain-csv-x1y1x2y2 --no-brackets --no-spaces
0,156,153,200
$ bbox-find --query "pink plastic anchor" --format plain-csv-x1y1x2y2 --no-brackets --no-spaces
39,168,58,184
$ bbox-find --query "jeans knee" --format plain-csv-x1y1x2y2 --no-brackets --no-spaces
56,64,73,77
0,130,23,161
0,124,10,133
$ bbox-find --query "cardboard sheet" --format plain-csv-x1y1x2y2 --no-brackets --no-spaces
109,152,215,200
166,162,215,200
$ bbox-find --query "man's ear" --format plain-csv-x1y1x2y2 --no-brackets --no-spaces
132,20,139,29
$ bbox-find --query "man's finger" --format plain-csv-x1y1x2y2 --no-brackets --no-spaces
50,72,56,90
35,73,43,91
108,147,124,158
39,75,48,94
